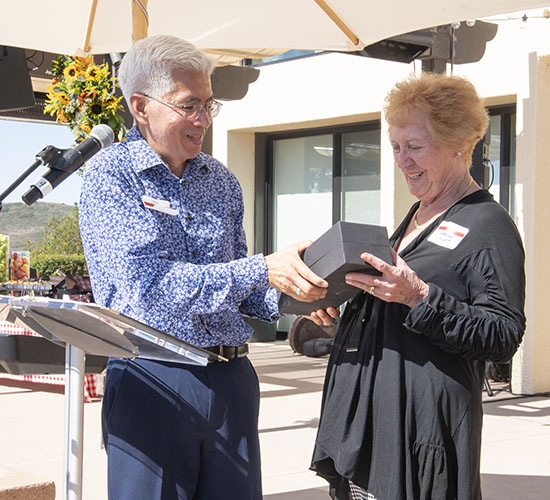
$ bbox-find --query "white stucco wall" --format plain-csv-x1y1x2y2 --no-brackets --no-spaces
213,52,416,242
512,52,550,394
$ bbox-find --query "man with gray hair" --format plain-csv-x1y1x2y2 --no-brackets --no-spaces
79,35,332,499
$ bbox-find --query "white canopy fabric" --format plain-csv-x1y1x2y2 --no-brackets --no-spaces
0,0,548,58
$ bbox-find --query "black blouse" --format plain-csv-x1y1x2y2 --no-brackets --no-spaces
311,190,526,500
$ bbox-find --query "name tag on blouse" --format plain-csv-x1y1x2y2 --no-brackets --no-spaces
142,195,179,216
427,221,469,249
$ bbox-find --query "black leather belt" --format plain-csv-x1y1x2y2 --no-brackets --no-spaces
204,344,249,362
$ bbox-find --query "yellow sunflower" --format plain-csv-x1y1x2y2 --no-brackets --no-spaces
45,54,127,143
90,102,104,115
56,92,70,105
63,63,80,80
86,65,101,79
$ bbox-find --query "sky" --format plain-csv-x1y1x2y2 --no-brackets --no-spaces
0,118,82,206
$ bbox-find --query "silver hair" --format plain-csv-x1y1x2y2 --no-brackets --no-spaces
118,35,216,116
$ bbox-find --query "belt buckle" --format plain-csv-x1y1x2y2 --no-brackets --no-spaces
226,345,241,360
207,344,247,362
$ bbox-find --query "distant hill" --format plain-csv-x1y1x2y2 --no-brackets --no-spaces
0,202,75,250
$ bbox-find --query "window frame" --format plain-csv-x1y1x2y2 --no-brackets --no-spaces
255,120,381,255
487,104,516,213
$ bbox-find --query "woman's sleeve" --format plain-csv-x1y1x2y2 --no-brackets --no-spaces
404,238,526,362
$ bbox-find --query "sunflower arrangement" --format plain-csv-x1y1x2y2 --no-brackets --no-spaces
44,55,127,142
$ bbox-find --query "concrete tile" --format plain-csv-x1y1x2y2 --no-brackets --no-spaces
1,341,549,499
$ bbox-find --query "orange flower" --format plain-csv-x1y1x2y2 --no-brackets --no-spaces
76,55,94,67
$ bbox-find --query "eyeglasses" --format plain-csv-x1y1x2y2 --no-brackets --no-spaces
138,92,222,119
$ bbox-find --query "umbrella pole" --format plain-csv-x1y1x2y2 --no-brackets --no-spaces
313,0,360,46
82,0,99,54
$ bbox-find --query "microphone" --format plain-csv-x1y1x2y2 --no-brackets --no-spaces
21,124,114,206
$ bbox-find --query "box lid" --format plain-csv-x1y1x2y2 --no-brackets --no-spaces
278,221,392,315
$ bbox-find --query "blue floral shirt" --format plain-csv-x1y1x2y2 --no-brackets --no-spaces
79,126,280,347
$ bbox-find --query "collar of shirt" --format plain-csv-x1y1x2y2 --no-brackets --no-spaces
124,126,211,177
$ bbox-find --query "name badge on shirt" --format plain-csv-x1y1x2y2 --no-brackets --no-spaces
427,221,469,249
142,195,179,216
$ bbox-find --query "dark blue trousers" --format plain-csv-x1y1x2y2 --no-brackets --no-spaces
102,356,262,500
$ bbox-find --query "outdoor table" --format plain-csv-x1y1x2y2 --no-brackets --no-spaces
0,320,102,401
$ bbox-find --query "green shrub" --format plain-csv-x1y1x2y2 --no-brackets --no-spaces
32,254,88,278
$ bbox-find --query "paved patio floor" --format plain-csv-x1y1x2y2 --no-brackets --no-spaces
1,341,549,499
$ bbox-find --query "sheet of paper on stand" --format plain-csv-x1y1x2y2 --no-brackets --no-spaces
278,221,392,315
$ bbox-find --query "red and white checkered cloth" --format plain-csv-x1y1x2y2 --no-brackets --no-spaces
0,321,102,402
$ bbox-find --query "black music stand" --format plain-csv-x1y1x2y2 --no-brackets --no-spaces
0,295,219,500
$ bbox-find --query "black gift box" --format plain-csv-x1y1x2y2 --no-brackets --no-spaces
278,221,392,315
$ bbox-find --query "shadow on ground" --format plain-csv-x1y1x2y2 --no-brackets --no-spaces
483,394,550,418
481,473,550,500
262,475,550,500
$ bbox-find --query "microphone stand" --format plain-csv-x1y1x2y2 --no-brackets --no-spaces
0,145,63,211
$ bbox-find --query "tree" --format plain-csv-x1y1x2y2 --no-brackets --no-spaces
29,205,83,256
28,205,88,277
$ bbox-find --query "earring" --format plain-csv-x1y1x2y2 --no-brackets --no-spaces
457,151,462,157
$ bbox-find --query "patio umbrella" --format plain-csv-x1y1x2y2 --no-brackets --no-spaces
0,0,548,59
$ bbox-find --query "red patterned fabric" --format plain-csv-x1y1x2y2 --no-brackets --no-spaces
0,321,38,336
0,321,102,402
